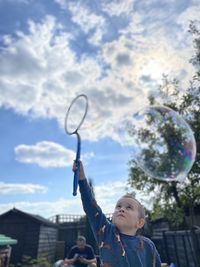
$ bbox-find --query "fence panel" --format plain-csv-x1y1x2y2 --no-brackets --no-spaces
155,229,200,267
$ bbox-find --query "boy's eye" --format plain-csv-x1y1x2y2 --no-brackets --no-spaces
126,205,133,210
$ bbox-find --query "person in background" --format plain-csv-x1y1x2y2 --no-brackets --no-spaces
63,235,97,267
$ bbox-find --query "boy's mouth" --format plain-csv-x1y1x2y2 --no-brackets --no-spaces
117,213,125,218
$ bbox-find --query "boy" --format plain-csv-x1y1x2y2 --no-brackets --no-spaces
73,161,161,267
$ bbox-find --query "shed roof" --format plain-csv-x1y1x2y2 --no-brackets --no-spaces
0,208,58,228
0,234,17,246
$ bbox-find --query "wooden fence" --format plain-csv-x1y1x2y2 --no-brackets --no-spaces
152,228,200,267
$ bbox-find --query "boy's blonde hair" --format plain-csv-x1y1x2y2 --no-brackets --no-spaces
122,193,145,220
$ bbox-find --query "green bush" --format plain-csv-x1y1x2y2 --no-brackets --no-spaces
9,255,52,267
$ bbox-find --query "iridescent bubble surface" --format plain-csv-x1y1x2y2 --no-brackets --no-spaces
124,106,196,182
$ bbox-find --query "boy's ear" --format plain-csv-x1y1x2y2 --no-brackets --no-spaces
137,218,145,229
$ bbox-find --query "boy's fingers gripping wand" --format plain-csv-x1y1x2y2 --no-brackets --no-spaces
65,94,88,196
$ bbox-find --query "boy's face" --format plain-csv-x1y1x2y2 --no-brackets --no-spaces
112,197,144,235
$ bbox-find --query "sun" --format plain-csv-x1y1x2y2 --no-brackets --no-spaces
140,59,167,82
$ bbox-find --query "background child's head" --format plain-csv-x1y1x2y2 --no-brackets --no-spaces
112,194,145,235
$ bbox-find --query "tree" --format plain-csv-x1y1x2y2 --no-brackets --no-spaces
128,20,200,228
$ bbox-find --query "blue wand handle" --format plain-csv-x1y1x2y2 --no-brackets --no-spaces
73,132,81,196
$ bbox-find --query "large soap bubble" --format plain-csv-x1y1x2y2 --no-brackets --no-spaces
123,106,196,182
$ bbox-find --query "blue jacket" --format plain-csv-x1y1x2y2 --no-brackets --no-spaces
79,179,161,267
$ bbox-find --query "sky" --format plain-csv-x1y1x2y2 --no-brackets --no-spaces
0,0,199,219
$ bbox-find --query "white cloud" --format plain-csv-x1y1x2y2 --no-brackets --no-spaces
91,179,151,214
0,16,106,141
177,5,200,29
0,2,198,145
0,182,47,195
15,141,76,168
68,3,105,34
14,141,94,167
101,0,135,16
82,152,95,162
68,3,106,46
0,180,126,217
54,0,68,10
0,15,75,118
0,198,83,218
55,0,107,46
0,178,153,218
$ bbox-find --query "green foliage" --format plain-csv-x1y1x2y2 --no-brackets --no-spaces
9,255,51,267
150,202,184,229
128,20,200,228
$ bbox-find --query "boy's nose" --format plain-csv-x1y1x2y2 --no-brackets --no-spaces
119,207,125,212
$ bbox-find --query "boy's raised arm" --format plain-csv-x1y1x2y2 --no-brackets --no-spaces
73,161,111,245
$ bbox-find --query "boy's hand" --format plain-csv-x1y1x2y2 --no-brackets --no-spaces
73,160,86,180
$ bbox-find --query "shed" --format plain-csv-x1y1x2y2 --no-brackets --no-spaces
0,208,58,265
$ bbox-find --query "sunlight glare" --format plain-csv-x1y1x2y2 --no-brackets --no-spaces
140,59,167,82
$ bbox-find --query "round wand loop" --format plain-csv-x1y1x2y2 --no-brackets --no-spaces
65,94,88,196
